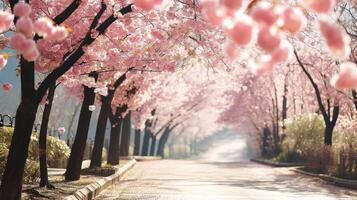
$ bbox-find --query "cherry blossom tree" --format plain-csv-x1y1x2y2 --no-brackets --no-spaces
1,0,357,198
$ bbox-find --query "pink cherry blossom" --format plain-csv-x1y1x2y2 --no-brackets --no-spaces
34,18,54,38
257,26,282,52
302,0,335,13
249,56,275,76
227,15,255,46
251,3,277,26
94,87,108,96
2,82,13,92
201,1,226,26
280,7,306,34
133,0,163,11
331,62,357,89
13,2,32,17
10,33,35,53
16,17,34,37
224,42,239,61
23,47,40,61
269,40,293,64
10,33,29,52
10,33,39,61
58,127,66,134
0,11,14,33
48,26,68,42
221,0,243,10
319,18,350,59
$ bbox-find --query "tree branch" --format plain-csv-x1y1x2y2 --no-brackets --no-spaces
35,3,133,103
53,0,82,25
294,50,329,123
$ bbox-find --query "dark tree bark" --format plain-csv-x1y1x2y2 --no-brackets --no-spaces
262,127,270,156
294,50,340,146
0,2,133,197
282,77,288,128
89,97,110,168
133,129,141,156
0,100,38,199
352,90,357,111
141,120,151,156
65,72,97,181
107,105,128,165
157,128,170,158
149,135,156,156
271,83,280,150
107,120,122,165
157,124,179,158
39,83,56,188
120,112,131,157
90,71,129,168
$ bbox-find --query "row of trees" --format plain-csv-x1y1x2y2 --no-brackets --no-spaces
0,0,357,199
0,0,231,198
218,1,357,156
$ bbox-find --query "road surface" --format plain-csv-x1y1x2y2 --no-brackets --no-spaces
95,160,356,200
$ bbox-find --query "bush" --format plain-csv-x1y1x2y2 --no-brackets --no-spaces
279,114,325,161
0,127,70,183
277,114,357,179
333,129,357,179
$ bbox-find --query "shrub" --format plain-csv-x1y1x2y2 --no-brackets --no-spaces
333,129,357,179
0,127,70,183
277,114,357,179
280,113,325,161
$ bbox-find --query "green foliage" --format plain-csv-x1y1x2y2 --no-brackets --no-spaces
0,127,70,183
275,150,301,163
279,113,325,161
333,129,357,179
277,114,357,179
282,114,325,157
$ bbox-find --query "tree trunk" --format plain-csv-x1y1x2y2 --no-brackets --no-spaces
149,135,156,156
262,127,270,156
0,100,39,199
352,90,357,111
157,129,169,158
133,129,141,156
39,83,56,188
90,98,110,168
90,71,128,168
294,51,339,146
157,125,177,158
324,124,334,146
107,120,122,165
141,129,151,156
322,105,339,146
65,72,97,181
282,78,288,130
120,112,131,157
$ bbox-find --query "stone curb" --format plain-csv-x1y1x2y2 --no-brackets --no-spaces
251,158,302,167
291,168,357,190
121,156,162,161
63,159,137,200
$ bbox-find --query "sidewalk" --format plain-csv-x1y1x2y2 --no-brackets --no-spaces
47,160,91,176
22,159,136,199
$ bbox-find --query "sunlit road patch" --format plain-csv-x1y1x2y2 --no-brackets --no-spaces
95,160,356,200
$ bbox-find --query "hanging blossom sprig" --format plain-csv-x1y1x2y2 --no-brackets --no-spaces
0,2,69,67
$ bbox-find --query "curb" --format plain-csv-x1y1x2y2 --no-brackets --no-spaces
291,168,357,190
64,159,137,200
121,156,161,161
251,158,302,167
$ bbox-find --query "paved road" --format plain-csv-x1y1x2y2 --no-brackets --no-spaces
95,160,357,200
